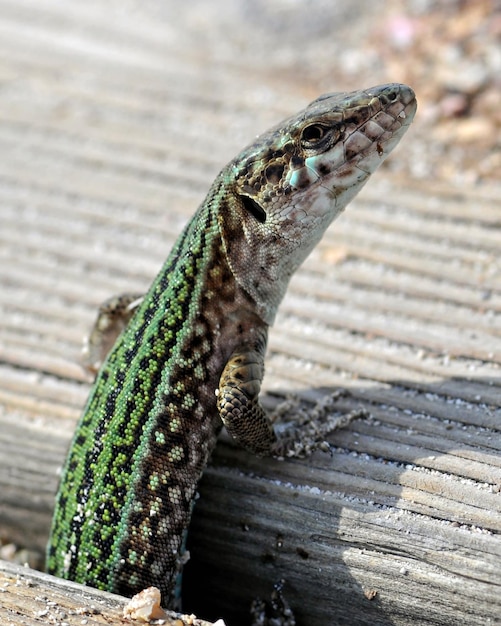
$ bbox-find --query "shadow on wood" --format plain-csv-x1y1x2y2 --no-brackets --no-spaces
1,380,499,625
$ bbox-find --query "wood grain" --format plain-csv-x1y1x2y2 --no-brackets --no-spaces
0,559,214,626
0,2,499,625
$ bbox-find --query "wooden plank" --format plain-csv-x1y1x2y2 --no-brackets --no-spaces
0,559,215,626
1,393,500,624
0,1,500,625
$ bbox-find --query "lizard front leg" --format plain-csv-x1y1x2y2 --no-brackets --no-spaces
217,345,277,456
217,343,368,459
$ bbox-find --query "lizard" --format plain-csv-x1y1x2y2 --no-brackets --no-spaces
46,83,417,619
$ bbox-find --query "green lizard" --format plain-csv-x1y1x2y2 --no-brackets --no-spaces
47,84,416,615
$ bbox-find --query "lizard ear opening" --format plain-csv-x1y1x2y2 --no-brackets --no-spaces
239,194,267,223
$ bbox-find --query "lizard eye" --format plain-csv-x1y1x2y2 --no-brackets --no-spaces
240,195,267,223
300,123,330,148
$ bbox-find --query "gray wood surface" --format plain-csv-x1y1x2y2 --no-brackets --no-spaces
0,2,500,625
0,559,214,625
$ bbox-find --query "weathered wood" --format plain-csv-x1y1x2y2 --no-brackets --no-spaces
0,1,500,625
1,397,500,625
0,559,215,626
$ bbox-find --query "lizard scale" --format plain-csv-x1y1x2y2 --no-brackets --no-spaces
47,83,417,607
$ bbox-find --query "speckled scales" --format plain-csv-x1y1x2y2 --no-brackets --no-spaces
47,180,240,599
47,84,417,607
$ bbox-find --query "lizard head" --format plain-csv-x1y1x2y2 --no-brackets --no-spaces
219,83,417,324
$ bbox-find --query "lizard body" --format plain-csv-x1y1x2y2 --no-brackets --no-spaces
47,84,416,607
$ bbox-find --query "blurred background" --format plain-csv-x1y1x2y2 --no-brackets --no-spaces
0,0,499,186
0,1,500,624
146,0,499,183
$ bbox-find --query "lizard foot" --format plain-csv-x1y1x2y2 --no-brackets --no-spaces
82,292,144,373
270,390,369,459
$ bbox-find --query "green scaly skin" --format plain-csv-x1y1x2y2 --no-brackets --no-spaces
47,84,417,607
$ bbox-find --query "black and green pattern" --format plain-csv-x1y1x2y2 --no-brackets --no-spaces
47,84,416,606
